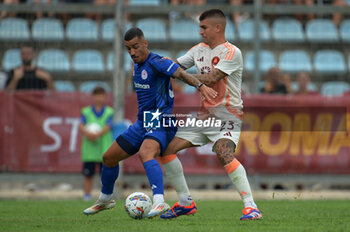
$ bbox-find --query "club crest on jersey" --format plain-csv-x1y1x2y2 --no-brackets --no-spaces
141,69,148,80
200,66,211,74
212,56,220,66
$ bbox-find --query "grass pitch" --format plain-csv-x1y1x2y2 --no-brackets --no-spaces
1,200,349,232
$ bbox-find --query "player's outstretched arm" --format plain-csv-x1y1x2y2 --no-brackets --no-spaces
194,68,227,87
172,67,217,101
162,57,187,70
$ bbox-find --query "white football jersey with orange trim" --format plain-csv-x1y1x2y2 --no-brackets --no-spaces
177,42,243,118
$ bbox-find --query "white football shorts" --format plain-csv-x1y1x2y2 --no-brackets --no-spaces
175,116,242,152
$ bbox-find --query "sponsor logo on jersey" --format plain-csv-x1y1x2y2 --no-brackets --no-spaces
134,82,150,89
141,69,148,80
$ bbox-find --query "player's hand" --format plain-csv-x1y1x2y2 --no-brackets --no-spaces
199,84,217,102
13,67,24,80
35,69,50,81
264,82,273,92
86,132,99,141
162,57,173,61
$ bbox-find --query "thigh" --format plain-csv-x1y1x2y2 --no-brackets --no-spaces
144,125,177,155
115,120,145,155
163,136,194,156
175,126,209,147
103,140,131,165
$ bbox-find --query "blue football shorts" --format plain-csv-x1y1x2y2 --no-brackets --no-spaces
115,119,177,156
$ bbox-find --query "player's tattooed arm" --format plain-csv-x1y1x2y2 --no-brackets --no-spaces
194,68,227,87
173,67,202,88
173,68,217,100
215,138,236,166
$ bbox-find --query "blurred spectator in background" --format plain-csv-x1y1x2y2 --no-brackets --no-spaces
1,0,26,18
228,0,346,25
294,0,346,26
5,46,54,91
229,0,251,25
95,0,116,4
62,0,93,3
294,71,317,95
228,0,314,25
282,73,293,94
79,86,114,201
0,70,7,90
329,0,347,27
32,0,53,19
261,67,288,94
292,0,315,22
170,0,206,22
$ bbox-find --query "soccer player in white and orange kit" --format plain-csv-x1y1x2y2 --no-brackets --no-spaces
160,9,262,220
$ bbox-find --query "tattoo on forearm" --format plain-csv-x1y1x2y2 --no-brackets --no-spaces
175,69,201,88
197,69,226,87
215,139,236,166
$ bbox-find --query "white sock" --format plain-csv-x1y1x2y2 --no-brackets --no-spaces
163,157,193,206
153,194,164,205
244,201,257,209
179,196,193,206
99,192,113,202
225,160,257,209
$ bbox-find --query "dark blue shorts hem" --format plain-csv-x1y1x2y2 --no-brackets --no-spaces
116,135,139,155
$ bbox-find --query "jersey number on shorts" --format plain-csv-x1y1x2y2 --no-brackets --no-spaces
220,121,235,131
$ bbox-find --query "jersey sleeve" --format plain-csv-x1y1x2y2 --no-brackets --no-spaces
215,47,242,76
176,47,195,69
151,57,180,77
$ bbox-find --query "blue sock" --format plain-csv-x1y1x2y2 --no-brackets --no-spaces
101,164,119,194
143,159,164,195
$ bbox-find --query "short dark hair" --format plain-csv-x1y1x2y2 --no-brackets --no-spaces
124,27,144,41
92,86,106,95
199,9,225,21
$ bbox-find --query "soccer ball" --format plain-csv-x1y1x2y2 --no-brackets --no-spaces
125,192,152,219
85,123,102,134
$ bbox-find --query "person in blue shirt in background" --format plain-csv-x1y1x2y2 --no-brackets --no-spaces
83,27,217,218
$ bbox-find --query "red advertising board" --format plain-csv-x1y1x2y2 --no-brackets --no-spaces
0,91,349,174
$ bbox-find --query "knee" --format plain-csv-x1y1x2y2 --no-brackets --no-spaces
139,149,156,163
102,153,118,168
